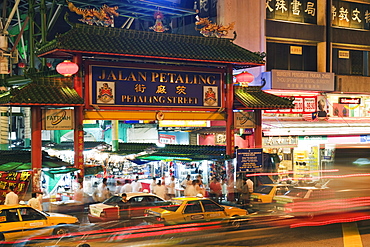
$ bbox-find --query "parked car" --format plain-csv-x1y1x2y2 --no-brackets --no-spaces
88,192,169,222
250,183,293,207
0,204,79,242
144,196,249,229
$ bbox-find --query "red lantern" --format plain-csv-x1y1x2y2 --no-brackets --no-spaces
46,62,52,68
235,71,254,86
56,60,79,76
18,62,25,68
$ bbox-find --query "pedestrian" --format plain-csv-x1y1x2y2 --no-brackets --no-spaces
154,180,166,199
186,180,199,197
240,178,250,206
28,192,42,211
115,180,124,195
209,177,222,203
181,175,192,196
235,173,244,203
166,176,176,199
121,180,133,193
150,177,157,194
116,193,130,220
246,178,254,193
4,186,19,205
131,176,142,192
221,179,227,202
92,178,110,202
73,183,84,203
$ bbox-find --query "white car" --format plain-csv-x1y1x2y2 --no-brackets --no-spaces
88,192,169,222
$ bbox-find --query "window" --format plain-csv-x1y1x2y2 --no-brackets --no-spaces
333,49,370,76
267,43,317,71
201,200,223,212
2,209,20,222
20,208,46,221
184,201,203,214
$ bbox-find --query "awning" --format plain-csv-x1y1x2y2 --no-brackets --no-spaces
0,76,84,106
0,150,75,171
234,86,295,110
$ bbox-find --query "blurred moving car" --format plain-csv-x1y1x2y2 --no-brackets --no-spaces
144,197,249,229
0,204,79,241
88,192,169,222
251,184,293,204
272,185,334,217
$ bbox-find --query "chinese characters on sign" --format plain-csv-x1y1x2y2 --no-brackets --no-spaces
91,65,222,108
332,1,370,30
0,171,31,204
236,149,263,172
265,96,317,114
266,0,317,24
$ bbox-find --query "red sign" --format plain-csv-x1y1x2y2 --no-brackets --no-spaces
339,98,361,104
0,171,31,204
265,96,317,114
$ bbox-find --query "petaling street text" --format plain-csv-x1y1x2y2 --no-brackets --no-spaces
121,95,199,104
98,70,217,85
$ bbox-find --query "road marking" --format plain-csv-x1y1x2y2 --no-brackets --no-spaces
342,222,363,247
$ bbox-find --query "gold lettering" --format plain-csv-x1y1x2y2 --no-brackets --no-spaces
168,73,176,83
159,73,168,83
174,74,185,84
126,72,137,81
98,70,106,79
118,71,124,80
198,75,207,84
138,72,147,81
152,72,159,82
107,71,117,80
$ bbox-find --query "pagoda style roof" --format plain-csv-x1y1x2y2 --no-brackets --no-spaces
0,77,84,106
234,86,295,110
36,23,265,68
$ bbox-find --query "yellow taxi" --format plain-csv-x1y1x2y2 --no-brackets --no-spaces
250,184,293,203
0,204,79,242
144,196,248,229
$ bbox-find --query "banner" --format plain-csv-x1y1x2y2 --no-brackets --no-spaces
0,171,31,204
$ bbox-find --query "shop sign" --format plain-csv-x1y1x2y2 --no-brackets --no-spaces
360,135,370,142
215,133,226,145
263,136,298,147
42,109,74,130
266,0,317,24
0,171,31,204
299,136,327,141
89,65,223,108
159,134,176,144
290,46,302,55
339,97,361,104
234,112,255,128
265,96,317,114
236,149,263,172
332,1,370,31
338,50,350,59
270,70,334,91
159,120,209,127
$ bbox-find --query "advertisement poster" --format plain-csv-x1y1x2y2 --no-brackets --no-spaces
0,171,31,204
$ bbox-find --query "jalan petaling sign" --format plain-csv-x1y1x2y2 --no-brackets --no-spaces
89,65,223,108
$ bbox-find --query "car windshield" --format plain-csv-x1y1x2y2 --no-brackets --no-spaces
103,196,122,204
284,188,308,198
160,199,184,212
254,185,273,194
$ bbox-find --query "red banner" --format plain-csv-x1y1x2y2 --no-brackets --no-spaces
0,171,31,204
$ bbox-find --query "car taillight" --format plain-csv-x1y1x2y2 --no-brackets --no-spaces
156,217,164,222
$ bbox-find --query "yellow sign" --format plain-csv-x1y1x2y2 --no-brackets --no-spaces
42,109,74,130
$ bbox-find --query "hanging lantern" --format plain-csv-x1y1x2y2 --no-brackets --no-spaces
234,71,254,87
18,62,26,68
46,62,52,68
56,60,79,76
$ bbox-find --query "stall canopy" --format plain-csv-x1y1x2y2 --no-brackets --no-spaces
0,150,76,172
113,143,227,161
44,141,110,151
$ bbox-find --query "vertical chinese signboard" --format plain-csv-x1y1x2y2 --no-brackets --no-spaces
236,149,263,172
0,171,31,203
